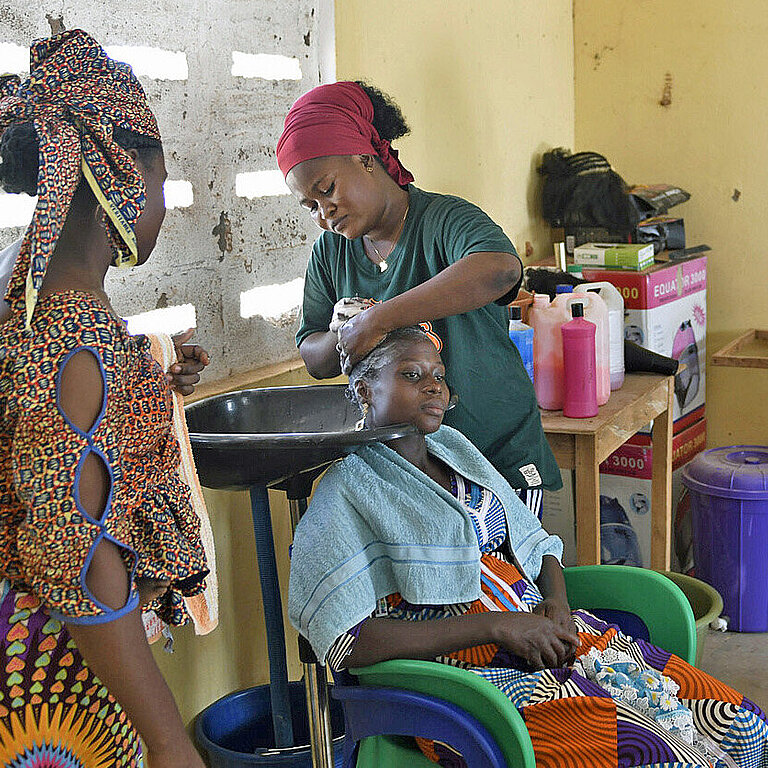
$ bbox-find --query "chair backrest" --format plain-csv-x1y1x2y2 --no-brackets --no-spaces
563,565,697,664
333,685,507,768
352,659,536,768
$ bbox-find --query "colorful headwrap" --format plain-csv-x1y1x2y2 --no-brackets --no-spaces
276,81,414,187
0,29,161,327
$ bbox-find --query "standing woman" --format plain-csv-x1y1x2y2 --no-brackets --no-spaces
277,81,560,514
0,31,208,767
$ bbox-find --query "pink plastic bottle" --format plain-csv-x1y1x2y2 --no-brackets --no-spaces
561,302,598,418
528,293,570,410
565,291,610,406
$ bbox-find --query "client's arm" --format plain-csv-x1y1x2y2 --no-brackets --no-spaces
343,608,578,671
534,555,570,608
533,555,579,659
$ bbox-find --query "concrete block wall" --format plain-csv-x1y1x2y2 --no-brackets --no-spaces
0,0,331,384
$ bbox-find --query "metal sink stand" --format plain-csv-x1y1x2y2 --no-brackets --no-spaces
250,471,334,767
186,385,416,768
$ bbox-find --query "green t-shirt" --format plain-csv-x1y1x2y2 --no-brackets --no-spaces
297,186,561,491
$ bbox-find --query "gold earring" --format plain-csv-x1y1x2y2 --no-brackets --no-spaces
364,159,374,173
355,402,369,431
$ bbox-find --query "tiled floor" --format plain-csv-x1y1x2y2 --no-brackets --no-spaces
697,630,768,709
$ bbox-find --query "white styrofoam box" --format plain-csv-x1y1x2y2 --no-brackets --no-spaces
541,418,706,570
581,255,707,433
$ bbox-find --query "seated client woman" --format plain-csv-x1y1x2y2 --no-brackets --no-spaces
289,327,767,768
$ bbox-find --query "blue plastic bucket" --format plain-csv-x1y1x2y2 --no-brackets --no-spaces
682,446,768,632
195,682,345,767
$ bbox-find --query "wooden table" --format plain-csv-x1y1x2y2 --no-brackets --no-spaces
539,373,675,569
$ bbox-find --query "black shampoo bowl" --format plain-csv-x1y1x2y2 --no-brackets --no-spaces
185,384,415,491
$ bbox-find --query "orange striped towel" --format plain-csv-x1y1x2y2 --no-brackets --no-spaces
142,334,218,643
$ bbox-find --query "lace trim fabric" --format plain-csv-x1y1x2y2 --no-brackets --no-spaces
577,646,739,768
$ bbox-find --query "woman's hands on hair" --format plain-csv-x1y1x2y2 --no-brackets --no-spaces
337,306,389,373
167,329,210,395
329,296,375,333
489,611,579,670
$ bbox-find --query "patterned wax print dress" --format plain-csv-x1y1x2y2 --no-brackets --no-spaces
0,292,210,767
328,473,768,768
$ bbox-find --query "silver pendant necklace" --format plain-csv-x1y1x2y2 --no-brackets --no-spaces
368,240,390,272
365,200,409,273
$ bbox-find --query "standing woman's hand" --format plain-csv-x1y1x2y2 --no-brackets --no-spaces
337,305,389,373
167,328,211,395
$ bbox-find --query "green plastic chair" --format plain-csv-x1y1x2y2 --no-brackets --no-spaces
349,565,697,767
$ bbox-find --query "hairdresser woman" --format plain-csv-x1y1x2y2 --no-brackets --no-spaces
277,81,560,513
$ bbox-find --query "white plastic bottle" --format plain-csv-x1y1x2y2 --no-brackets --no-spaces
579,281,625,390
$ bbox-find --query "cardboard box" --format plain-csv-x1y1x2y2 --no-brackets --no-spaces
580,254,707,433
541,469,578,566
574,242,655,270
542,418,707,570
599,418,706,571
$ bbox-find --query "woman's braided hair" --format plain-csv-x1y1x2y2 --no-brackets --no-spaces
355,81,410,143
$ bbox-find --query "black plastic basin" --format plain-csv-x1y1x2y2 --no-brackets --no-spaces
186,385,415,491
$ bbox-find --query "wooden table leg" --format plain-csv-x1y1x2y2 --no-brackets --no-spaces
650,379,674,570
575,434,601,565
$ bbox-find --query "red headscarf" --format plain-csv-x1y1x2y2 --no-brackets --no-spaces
276,81,414,186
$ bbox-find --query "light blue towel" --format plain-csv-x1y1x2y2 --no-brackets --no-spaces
288,425,563,662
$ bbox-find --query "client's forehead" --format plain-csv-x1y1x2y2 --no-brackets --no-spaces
390,339,442,363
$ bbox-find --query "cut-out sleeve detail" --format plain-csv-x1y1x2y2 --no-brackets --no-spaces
0,292,210,628
13,341,138,621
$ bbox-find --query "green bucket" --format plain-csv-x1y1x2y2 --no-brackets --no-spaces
658,571,724,666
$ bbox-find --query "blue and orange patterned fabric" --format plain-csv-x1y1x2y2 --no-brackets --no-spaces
407,559,768,767
331,474,768,767
0,29,160,326
0,292,209,625
0,580,142,766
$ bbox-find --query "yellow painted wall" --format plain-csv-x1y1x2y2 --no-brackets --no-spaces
574,0,768,446
335,0,575,263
